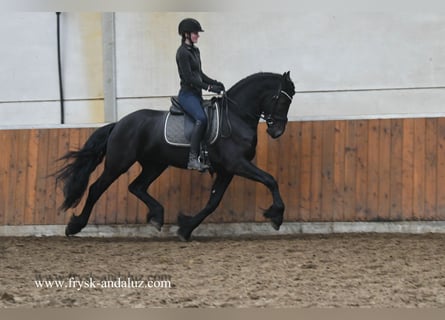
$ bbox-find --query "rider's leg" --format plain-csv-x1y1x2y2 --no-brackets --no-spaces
178,91,209,171
188,119,208,170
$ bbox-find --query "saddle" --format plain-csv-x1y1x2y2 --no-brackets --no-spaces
164,96,220,147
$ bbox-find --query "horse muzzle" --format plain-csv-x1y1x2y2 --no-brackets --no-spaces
266,121,287,139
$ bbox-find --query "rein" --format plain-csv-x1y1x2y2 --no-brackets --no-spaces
219,80,293,138
220,92,235,138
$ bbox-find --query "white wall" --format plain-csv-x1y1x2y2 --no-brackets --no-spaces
0,12,103,126
1,12,445,126
115,12,445,120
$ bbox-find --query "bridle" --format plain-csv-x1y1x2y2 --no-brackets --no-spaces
220,81,294,138
260,85,294,126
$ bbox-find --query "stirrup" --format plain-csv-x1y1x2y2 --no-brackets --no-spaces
187,153,209,171
187,160,209,172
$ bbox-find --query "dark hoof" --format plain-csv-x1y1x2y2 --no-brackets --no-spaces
270,220,281,231
177,229,191,242
177,213,193,242
65,215,84,236
147,210,164,232
149,219,162,232
263,206,283,231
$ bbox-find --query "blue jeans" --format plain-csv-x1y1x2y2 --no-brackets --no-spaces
178,90,207,128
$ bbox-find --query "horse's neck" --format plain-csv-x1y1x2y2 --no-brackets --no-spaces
228,80,276,121
227,92,260,123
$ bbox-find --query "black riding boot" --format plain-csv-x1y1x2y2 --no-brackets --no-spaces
188,120,209,171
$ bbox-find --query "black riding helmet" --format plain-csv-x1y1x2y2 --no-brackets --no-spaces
178,18,204,35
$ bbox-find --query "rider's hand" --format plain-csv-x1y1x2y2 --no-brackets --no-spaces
208,84,224,94
215,82,225,92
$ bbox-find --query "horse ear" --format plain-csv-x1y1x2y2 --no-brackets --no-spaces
283,71,291,80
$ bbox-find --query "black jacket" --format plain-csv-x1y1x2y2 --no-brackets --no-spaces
176,42,218,96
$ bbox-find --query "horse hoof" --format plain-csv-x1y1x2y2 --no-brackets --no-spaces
177,213,194,241
147,209,164,232
149,219,162,232
270,215,283,231
263,207,283,231
177,229,191,242
270,220,281,231
65,215,84,236
65,224,80,237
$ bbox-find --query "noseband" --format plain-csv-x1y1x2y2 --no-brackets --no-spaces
261,86,293,126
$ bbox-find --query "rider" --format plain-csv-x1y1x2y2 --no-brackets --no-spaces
176,18,225,171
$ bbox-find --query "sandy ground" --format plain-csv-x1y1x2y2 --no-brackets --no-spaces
1,233,445,308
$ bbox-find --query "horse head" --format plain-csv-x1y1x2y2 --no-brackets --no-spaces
263,71,295,139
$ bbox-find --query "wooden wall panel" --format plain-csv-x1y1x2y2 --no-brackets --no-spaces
424,118,438,219
2,118,445,226
1,131,12,225
389,119,403,220
343,121,357,221
437,118,445,219
332,121,346,221
378,119,392,220
299,121,313,221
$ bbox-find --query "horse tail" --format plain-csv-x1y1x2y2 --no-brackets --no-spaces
56,123,116,211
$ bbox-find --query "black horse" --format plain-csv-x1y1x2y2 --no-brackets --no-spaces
57,71,295,241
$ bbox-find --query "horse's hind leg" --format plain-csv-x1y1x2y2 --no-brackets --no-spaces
65,168,122,236
128,163,167,231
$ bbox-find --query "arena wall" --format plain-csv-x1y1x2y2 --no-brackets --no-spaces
1,13,445,125
1,13,445,234
1,118,445,227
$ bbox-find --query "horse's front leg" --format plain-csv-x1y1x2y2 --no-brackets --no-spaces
235,160,284,230
177,171,233,241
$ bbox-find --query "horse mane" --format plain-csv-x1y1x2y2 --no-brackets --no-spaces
226,72,281,95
